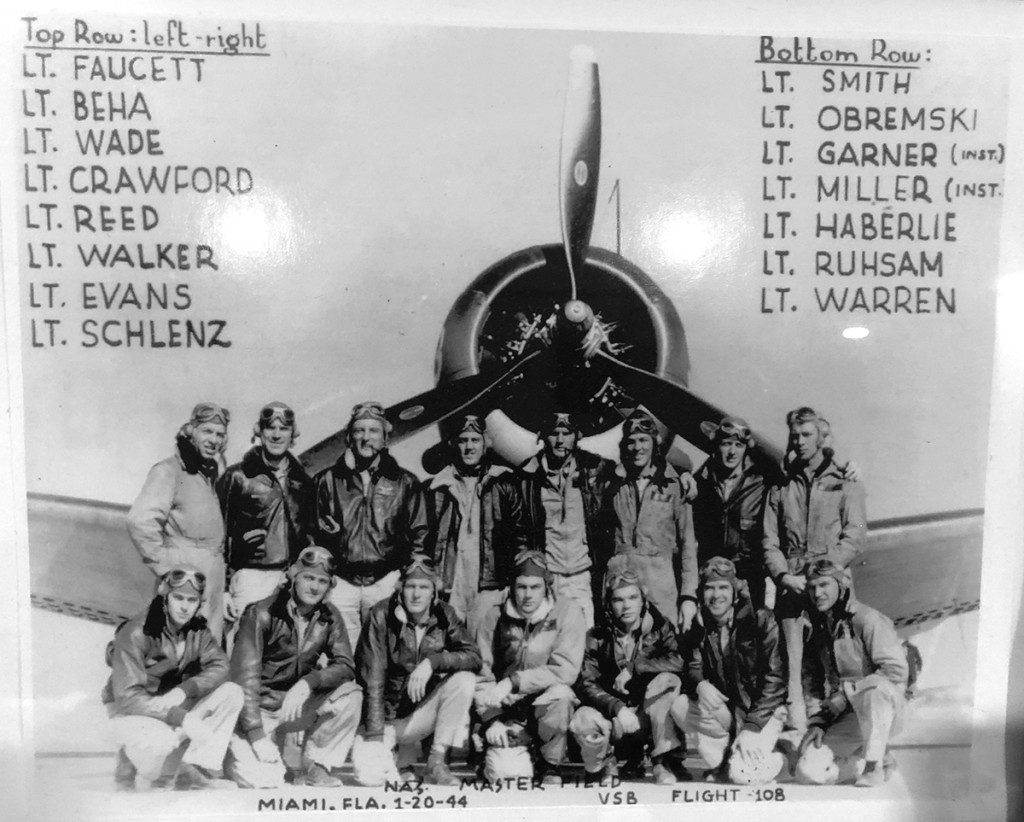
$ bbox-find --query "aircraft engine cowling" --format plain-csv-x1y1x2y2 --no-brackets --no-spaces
434,243,690,440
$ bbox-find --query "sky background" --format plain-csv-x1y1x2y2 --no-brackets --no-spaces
15,20,1011,520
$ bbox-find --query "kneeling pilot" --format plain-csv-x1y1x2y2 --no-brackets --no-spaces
475,550,586,784
795,558,907,788
103,564,243,790
677,557,787,784
359,554,482,786
570,561,690,784
228,546,363,788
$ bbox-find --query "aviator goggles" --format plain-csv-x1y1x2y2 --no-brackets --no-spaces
351,401,386,418
512,549,551,582
190,402,230,427
622,413,659,438
259,403,296,427
402,554,438,583
605,566,644,594
454,415,486,436
164,567,207,594
540,412,578,434
804,558,845,584
703,417,753,445
348,401,392,434
699,556,739,585
293,546,336,577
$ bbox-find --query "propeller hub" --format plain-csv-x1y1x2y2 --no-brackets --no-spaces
563,299,593,327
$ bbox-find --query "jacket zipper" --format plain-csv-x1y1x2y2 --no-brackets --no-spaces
631,481,646,548
720,469,747,552
800,457,832,550
292,612,319,682
398,607,437,668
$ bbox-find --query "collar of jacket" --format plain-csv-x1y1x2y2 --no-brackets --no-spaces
142,595,208,639
175,432,221,480
267,585,333,626
540,451,575,476
240,446,303,480
784,450,842,483
503,594,554,625
386,590,446,631
429,461,510,491
519,447,604,475
334,448,403,482
614,458,678,485
695,454,756,484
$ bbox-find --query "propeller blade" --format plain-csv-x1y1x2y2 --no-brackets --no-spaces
559,45,601,302
300,351,544,475
593,350,785,479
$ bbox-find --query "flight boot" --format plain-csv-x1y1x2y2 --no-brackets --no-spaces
113,748,136,791
304,763,344,788
175,762,238,790
855,761,885,788
584,756,618,785
534,758,565,786
651,753,691,785
425,747,459,787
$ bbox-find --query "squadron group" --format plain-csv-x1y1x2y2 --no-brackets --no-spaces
103,398,909,793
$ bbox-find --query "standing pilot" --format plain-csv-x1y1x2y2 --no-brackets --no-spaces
423,414,528,636
218,401,314,645
603,410,700,632
313,400,430,651
103,564,242,790
691,417,769,607
518,411,618,630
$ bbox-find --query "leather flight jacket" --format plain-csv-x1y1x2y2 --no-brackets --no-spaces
230,587,356,741
102,597,228,727
313,450,429,585
424,463,529,593
576,602,684,719
359,592,481,738
685,597,786,732
218,447,315,571
691,457,768,579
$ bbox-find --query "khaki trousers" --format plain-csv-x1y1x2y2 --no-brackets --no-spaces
392,671,477,767
780,614,807,730
109,682,244,783
224,568,287,652
328,571,401,652
569,672,687,771
476,683,577,766
818,675,905,764
552,570,594,630
227,681,363,787
449,587,504,640
670,695,785,771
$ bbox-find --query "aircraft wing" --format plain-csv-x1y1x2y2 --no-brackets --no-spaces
852,509,982,632
27,493,155,625
25,491,983,630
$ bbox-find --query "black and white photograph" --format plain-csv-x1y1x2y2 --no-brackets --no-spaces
1,2,1022,820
